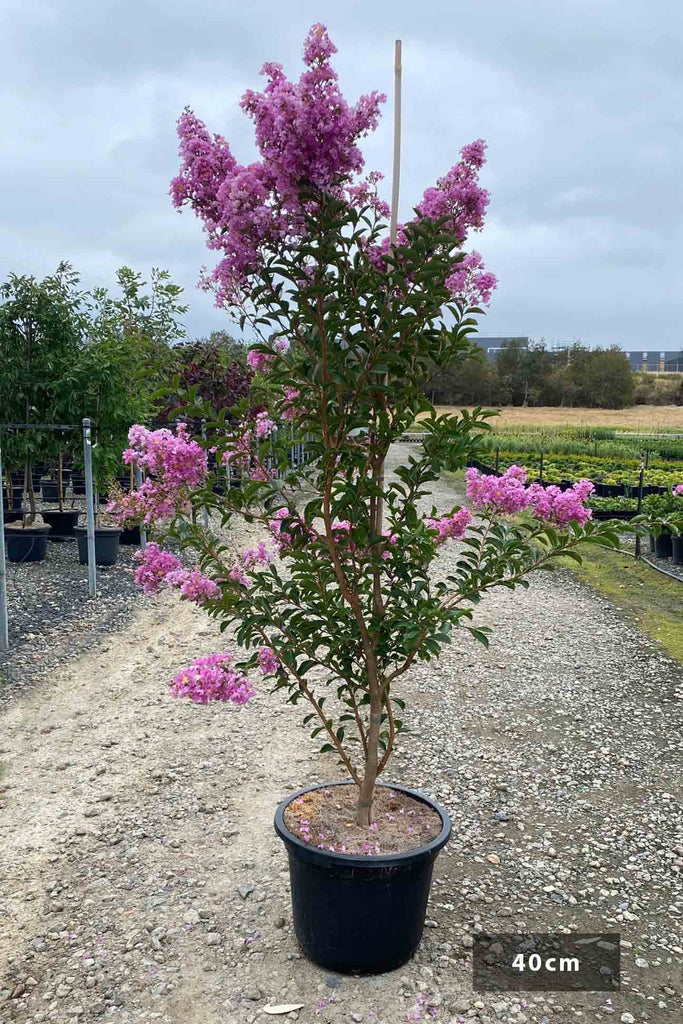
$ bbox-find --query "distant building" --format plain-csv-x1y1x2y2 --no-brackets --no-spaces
474,337,529,360
624,350,683,373
475,338,683,372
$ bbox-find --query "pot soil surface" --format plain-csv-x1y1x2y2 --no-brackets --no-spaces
284,784,442,855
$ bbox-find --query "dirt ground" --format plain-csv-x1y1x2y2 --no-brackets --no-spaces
1,447,681,1024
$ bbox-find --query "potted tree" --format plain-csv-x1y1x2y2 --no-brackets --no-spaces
0,263,89,562
63,264,187,562
642,490,679,559
110,26,624,974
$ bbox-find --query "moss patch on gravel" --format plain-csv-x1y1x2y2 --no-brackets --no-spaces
563,545,683,663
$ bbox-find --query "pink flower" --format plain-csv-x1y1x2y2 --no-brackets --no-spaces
281,386,302,421
247,350,275,372
133,543,182,594
527,480,594,527
674,483,683,496
171,25,385,304
425,507,472,542
254,411,276,438
169,568,221,604
110,424,208,527
465,465,530,515
242,542,275,568
171,652,255,705
133,546,221,605
258,646,280,674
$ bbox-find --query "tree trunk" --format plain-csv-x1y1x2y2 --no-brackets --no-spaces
356,665,383,826
26,458,36,524
355,448,387,826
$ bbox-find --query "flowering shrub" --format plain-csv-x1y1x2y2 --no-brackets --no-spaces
117,25,630,828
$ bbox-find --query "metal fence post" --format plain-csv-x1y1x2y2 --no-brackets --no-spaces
135,464,147,550
0,437,9,652
635,464,645,559
82,419,97,598
201,420,210,532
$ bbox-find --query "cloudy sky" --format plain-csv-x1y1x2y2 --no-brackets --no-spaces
2,0,681,350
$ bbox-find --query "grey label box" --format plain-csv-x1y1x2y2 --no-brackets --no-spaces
473,932,621,992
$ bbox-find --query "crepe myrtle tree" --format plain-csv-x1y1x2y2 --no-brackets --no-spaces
112,25,622,826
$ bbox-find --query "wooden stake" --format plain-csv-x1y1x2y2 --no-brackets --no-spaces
375,39,402,537
390,40,402,247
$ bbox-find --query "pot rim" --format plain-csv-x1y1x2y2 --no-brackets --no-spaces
274,780,451,867
73,525,122,535
4,524,51,533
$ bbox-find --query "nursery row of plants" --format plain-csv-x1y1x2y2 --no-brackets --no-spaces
475,429,683,462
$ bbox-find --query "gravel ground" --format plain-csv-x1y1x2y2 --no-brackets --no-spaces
0,533,140,709
0,446,681,1024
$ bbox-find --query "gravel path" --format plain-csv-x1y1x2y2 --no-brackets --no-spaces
0,446,681,1024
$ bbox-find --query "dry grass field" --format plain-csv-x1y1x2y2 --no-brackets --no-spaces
421,405,683,431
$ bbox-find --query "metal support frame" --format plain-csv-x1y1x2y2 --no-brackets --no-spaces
0,437,9,652
0,420,99,651
82,419,97,597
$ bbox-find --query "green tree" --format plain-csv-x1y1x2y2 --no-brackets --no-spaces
0,262,88,519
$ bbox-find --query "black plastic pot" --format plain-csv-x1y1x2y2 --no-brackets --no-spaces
10,471,24,485
649,533,656,553
41,481,65,503
41,508,82,539
3,487,23,510
672,535,683,566
5,525,50,563
72,476,86,495
274,782,451,975
590,509,637,521
74,526,121,566
116,476,132,493
119,525,141,546
654,531,673,559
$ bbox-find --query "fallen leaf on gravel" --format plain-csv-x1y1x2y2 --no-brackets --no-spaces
263,1005,305,1015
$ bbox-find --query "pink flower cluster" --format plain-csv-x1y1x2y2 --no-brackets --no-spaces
465,465,530,515
425,507,473,542
281,386,303,421
171,24,385,303
134,543,182,594
674,483,683,496
465,466,595,527
171,25,495,310
258,647,280,674
527,480,594,527
267,507,309,552
445,250,497,308
109,424,208,526
165,568,221,603
221,419,275,483
368,140,497,307
254,411,276,438
246,338,289,373
133,544,221,605
417,139,490,235
229,542,275,589
170,652,255,705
